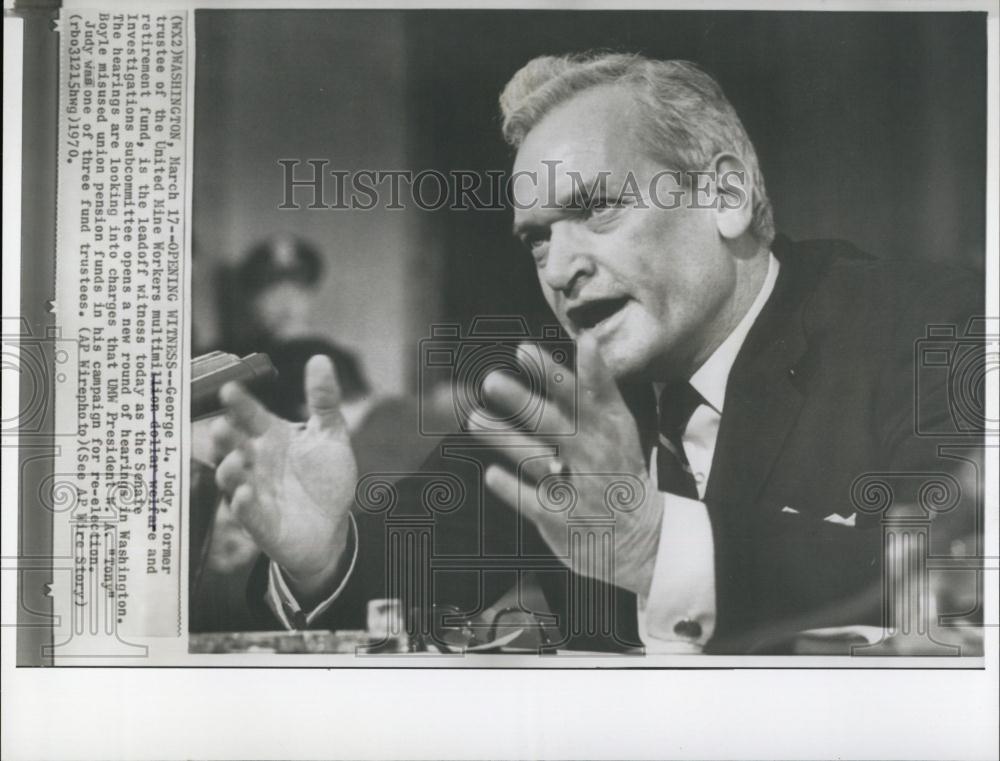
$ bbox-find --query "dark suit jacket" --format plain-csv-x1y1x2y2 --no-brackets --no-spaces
249,236,983,653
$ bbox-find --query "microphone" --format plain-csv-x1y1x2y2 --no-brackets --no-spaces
191,351,277,420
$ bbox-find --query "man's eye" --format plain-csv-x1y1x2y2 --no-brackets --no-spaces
585,197,624,219
524,233,549,254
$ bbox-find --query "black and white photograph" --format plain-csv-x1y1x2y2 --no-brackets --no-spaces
188,8,990,659
2,1,997,759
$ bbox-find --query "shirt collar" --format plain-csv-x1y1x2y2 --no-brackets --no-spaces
688,252,780,414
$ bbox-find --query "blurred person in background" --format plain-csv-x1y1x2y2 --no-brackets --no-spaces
223,234,438,473
222,234,364,422
191,234,442,631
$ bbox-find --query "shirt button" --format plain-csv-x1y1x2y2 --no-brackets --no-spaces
693,472,705,484
673,619,702,639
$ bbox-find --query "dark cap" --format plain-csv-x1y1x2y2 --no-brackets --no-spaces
236,235,324,294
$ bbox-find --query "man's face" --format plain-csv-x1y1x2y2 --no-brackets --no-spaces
251,281,314,340
511,86,743,382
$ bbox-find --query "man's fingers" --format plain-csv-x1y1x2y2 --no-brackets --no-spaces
517,341,579,414
481,370,531,424
304,354,348,434
467,408,562,483
484,463,559,523
207,415,249,466
572,332,616,403
482,363,571,436
484,464,522,511
220,382,274,437
228,483,257,522
216,448,252,495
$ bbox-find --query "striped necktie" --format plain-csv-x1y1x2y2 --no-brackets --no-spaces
655,382,704,499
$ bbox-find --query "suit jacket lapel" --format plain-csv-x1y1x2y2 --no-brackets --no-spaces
705,239,825,508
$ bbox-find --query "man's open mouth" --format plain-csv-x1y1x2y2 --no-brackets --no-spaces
566,297,631,330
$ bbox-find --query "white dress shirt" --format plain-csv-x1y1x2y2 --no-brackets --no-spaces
270,253,781,647
639,253,780,652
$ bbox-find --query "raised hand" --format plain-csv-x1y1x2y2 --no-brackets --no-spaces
211,355,358,602
469,333,663,597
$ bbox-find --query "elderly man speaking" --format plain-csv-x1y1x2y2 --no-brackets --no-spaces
209,53,981,654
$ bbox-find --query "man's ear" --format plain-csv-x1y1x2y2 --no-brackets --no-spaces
711,153,753,240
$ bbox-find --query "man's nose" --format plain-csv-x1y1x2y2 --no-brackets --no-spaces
540,221,595,296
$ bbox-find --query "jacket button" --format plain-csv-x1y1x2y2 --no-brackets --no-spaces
673,619,702,639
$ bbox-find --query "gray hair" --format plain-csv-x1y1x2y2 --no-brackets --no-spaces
499,53,774,245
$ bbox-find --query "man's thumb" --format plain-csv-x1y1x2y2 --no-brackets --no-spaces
305,354,347,432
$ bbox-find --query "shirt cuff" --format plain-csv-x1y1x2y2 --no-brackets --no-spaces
637,493,716,653
266,512,359,630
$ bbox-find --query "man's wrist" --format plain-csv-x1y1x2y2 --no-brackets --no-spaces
282,516,352,607
607,484,663,597
623,500,664,597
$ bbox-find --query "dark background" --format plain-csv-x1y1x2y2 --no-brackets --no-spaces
194,9,987,393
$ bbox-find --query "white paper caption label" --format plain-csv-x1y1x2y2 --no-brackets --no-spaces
52,9,188,658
